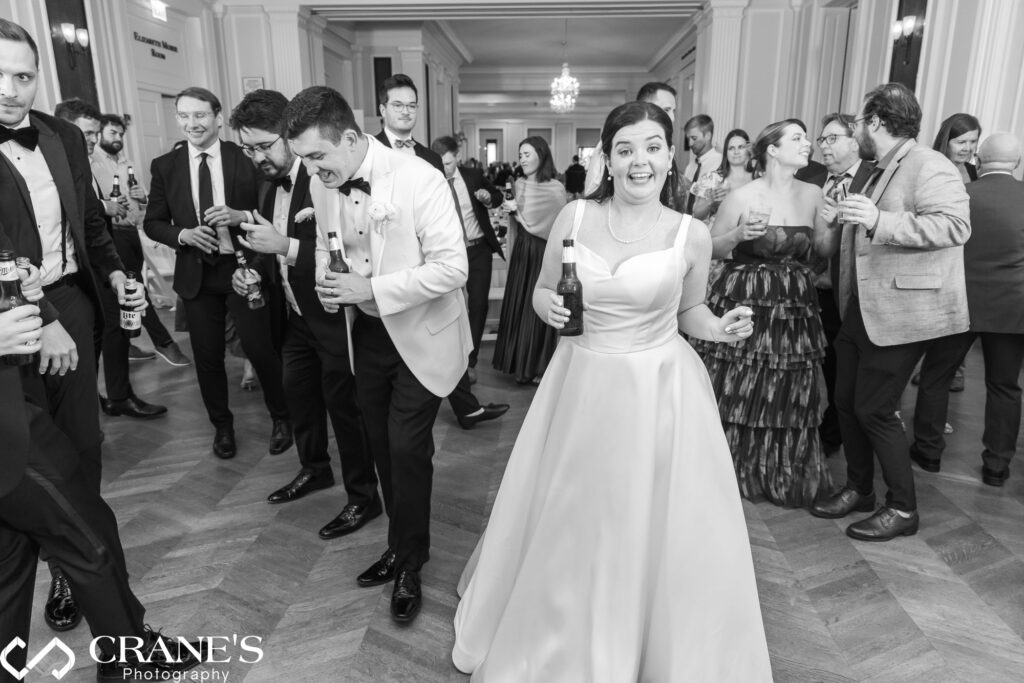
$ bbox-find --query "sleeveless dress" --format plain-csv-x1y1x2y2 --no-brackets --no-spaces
692,226,832,508
453,203,772,682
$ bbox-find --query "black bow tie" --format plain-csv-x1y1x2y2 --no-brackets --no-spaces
0,125,39,151
271,176,293,192
338,177,371,196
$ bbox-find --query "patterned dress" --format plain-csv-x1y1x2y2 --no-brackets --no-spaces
692,225,833,507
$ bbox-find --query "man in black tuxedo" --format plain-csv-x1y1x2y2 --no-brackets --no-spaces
376,74,508,425
0,21,149,634
0,304,204,681
799,113,877,456
909,133,1024,486
144,86,291,459
227,89,380,537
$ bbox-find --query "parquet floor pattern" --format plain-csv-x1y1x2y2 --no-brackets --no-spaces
23,323,1024,682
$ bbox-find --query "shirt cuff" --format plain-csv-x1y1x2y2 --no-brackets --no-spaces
280,238,299,267
177,229,187,246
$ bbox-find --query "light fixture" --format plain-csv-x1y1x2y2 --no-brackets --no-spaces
57,22,90,69
550,20,579,115
892,14,920,65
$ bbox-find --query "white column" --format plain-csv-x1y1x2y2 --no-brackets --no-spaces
842,0,895,113
695,0,748,131
265,8,312,98
398,46,428,142
1,0,60,111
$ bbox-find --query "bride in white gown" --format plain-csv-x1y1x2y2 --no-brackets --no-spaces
452,101,773,682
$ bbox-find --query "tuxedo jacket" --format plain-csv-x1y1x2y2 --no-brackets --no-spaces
256,165,349,351
837,142,971,346
143,140,260,300
964,174,1024,334
374,130,444,174
457,166,504,257
311,136,471,396
0,111,123,328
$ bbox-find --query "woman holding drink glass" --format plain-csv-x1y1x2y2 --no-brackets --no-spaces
693,119,834,508
691,128,755,222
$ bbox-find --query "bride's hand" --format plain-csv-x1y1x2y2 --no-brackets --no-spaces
545,291,587,330
713,306,754,342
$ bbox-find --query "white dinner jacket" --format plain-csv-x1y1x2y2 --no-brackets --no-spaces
311,136,471,397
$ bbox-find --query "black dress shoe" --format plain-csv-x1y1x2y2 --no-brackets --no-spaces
910,449,941,473
320,498,384,540
810,486,876,519
356,548,397,586
96,626,206,681
103,395,168,419
212,427,236,459
846,506,919,541
268,419,294,455
458,402,510,429
99,393,114,415
267,468,335,504
44,571,81,632
982,465,1010,487
391,569,422,624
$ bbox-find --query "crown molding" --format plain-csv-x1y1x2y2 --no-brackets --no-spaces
309,1,702,20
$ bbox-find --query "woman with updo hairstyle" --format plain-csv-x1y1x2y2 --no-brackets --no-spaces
691,118,834,509
492,135,566,383
453,101,771,681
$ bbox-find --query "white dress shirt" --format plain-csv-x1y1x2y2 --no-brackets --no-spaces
450,170,484,241
271,158,302,314
684,148,724,194
186,139,233,253
339,139,379,317
0,117,77,285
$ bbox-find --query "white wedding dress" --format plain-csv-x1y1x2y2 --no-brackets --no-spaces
452,204,772,682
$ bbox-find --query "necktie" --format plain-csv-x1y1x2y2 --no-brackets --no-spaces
447,176,467,243
394,139,415,149
199,152,232,257
338,177,371,196
0,125,39,151
825,172,849,199
271,175,293,192
685,159,701,213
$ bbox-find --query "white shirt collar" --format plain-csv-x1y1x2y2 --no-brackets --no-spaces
979,170,1015,177
287,156,302,185
385,129,413,147
189,138,221,160
351,135,374,181
831,159,862,179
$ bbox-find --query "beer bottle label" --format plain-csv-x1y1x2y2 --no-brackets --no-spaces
121,308,142,330
0,262,15,279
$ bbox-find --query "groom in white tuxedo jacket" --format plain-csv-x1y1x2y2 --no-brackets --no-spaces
285,87,471,625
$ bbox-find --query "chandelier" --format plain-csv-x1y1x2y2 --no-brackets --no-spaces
550,21,579,114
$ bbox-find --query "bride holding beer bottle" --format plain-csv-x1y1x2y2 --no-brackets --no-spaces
452,101,772,682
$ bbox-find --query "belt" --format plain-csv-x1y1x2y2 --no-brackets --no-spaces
42,273,80,293
466,238,486,248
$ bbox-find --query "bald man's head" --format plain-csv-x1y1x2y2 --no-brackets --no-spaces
977,132,1021,172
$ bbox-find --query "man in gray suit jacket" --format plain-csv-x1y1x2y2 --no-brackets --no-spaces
810,83,971,541
909,133,1024,487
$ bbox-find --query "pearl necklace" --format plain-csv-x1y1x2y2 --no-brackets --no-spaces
606,203,664,245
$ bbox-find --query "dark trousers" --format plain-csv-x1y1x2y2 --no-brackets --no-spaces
352,314,441,572
835,301,927,511
817,287,843,450
913,331,1024,471
111,226,174,348
465,242,494,368
0,395,145,678
182,257,288,429
32,280,102,495
282,311,377,506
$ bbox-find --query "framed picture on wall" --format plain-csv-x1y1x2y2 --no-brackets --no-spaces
242,77,264,94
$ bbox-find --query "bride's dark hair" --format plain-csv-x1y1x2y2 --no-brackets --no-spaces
586,101,675,206
750,119,806,176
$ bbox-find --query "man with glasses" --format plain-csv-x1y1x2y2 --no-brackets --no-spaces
374,73,444,173
810,84,970,542
800,114,876,457
145,86,291,460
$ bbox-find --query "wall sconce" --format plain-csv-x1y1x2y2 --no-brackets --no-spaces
892,15,919,65
59,22,90,69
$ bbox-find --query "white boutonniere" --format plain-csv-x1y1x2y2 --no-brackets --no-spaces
295,207,315,223
368,201,399,234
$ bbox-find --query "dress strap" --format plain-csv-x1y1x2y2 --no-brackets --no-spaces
569,200,586,241
675,213,691,248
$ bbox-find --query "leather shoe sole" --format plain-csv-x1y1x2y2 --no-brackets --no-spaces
320,499,384,540
910,450,941,473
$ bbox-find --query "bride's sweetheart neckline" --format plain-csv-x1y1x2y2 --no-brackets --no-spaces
575,241,675,278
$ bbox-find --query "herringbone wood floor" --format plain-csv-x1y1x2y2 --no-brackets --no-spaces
24,315,1024,682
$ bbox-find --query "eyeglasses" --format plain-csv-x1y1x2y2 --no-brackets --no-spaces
176,111,213,122
240,136,281,157
816,134,852,147
387,102,418,113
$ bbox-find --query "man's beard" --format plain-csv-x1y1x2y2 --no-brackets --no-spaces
856,132,876,161
99,140,122,155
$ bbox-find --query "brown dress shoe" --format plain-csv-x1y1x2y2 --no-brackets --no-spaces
810,486,876,519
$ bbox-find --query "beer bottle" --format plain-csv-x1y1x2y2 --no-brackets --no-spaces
0,250,36,366
120,271,142,338
327,232,349,274
110,174,122,198
127,166,138,189
503,181,515,202
234,251,265,309
556,239,584,336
